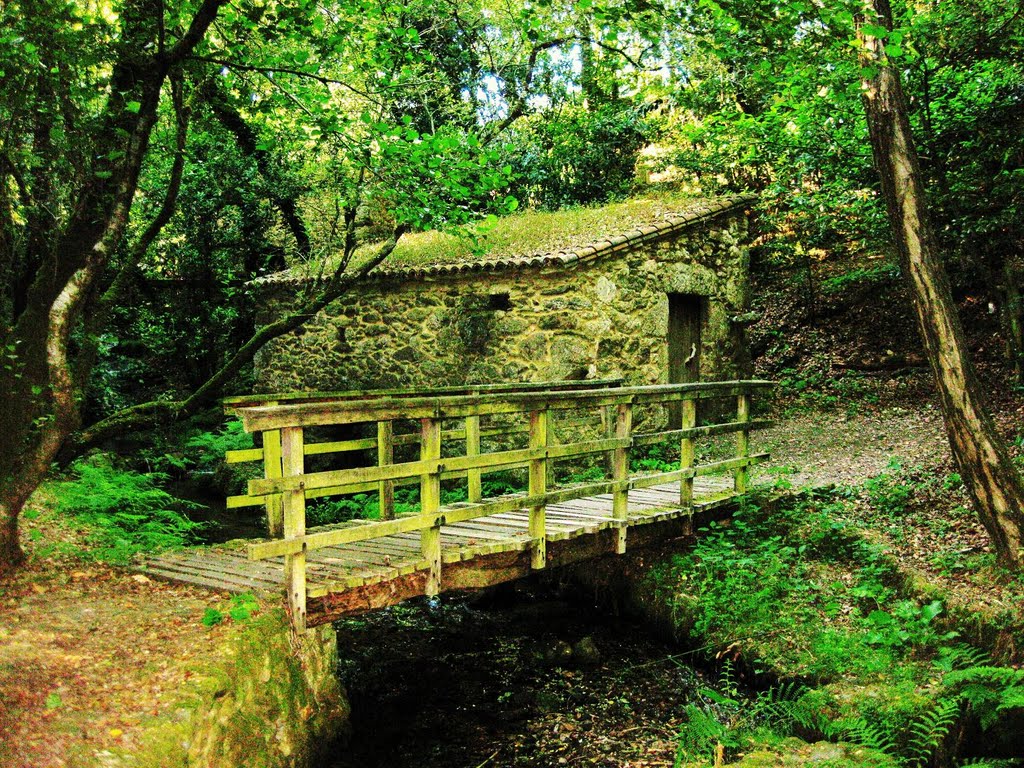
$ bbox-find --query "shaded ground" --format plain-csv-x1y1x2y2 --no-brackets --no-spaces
0,503,252,768
754,398,1024,631
754,405,948,489
330,586,710,768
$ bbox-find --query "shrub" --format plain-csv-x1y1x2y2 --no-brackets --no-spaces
53,455,206,563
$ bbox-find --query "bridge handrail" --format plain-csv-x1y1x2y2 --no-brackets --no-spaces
222,377,624,411
226,379,774,631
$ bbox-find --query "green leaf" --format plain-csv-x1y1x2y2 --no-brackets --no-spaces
125,101,142,114
861,23,889,38
920,601,943,623
45,692,63,709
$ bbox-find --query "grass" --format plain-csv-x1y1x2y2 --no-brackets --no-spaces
304,187,716,274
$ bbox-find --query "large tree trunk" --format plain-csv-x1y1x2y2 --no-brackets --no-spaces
859,0,1024,569
0,0,228,573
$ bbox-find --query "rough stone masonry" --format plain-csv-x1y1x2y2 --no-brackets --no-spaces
253,195,756,407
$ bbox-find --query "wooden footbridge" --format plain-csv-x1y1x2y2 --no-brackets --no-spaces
142,379,773,630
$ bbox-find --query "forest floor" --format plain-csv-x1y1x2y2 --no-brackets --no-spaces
0,497,251,768
3,257,1023,766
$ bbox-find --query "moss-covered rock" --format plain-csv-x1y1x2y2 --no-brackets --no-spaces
704,738,897,767
93,609,348,768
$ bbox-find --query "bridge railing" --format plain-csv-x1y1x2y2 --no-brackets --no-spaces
226,380,773,630
222,378,624,529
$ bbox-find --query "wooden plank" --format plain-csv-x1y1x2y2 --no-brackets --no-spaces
155,552,284,586
247,446,540,497
420,417,442,597
225,447,263,464
528,409,548,570
281,427,307,632
679,397,696,509
735,393,751,493
378,421,395,520
628,453,769,491
613,398,633,550
147,552,284,587
263,429,284,537
235,381,774,432
142,562,274,594
142,557,280,592
632,419,774,447
223,377,626,410
466,407,482,503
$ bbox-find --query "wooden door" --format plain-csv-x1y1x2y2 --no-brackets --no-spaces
667,294,704,426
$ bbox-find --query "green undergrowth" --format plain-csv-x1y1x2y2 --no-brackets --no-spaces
40,454,207,563
651,491,1024,767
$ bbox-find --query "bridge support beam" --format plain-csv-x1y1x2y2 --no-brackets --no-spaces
735,393,750,493
679,398,696,510
612,402,633,554
281,426,307,633
420,417,443,597
529,409,548,569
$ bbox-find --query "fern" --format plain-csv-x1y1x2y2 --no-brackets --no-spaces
828,716,898,756
905,698,960,768
943,666,1024,731
748,681,808,732
676,704,729,767
956,759,1024,768
935,644,994,673
54,455,206,563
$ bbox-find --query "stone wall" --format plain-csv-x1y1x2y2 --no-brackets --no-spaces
98,609,349,768
254,204,752,406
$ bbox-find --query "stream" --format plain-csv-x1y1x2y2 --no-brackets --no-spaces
325,580,714,768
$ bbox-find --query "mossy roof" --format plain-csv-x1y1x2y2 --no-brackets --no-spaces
260,192,756,284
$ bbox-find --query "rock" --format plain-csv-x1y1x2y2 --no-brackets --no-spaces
572,636,601,666
543,640,574,667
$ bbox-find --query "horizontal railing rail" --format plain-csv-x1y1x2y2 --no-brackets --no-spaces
223,378,623,512
224,379,774,631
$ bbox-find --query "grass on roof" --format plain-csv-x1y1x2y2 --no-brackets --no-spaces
371,186,713,269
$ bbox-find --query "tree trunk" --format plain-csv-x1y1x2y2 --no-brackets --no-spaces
859,0,1024,569
0,0,228,572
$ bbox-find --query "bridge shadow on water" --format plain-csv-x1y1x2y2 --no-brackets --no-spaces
325,579,715,768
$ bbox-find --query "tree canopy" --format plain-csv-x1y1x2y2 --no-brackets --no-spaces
2,0,1024,569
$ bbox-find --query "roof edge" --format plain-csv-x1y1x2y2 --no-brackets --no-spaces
257,193,757,286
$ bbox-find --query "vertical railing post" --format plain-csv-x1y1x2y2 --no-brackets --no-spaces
466,391,482,503
545,410,557,488
420,417,442,597
528,408,548,570
735,390,751,493
602,404,615,477
611,401,632,554
280,426,306,632
377,420,395,520
263,429,284,537
679,396,696,510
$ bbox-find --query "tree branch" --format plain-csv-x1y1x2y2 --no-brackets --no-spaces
66,226,409,454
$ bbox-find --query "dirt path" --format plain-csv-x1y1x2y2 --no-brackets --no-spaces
753,405,949,489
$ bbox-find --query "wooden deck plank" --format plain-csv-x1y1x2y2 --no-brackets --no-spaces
140,480,745,605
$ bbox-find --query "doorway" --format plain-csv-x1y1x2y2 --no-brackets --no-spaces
667,293,704,426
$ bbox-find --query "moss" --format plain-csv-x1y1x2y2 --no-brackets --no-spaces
716,738,898,767
97,608,348,768
370,189,713,268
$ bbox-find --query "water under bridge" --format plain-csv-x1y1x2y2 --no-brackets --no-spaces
141,379,774,631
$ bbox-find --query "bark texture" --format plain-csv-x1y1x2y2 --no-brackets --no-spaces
860,0,1024,568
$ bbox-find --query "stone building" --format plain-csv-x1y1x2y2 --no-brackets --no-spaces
253,194,757,401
